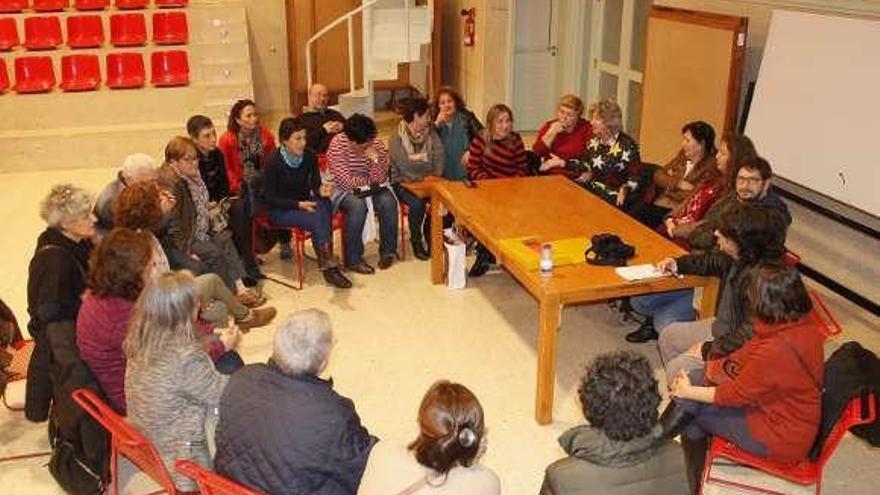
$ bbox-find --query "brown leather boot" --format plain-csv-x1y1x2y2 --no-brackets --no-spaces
317,243,352,289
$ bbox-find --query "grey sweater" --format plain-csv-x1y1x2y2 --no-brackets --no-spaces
389,130,445,183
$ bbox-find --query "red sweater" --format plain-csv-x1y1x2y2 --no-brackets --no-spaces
713,317,824,462
532,118,592,160
76,293,134,414
217,126,277,195
467,133,528,180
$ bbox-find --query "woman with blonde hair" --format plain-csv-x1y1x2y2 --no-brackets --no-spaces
124,271,228,492
26,184,96,423
573,99,642,208
358,380,500,494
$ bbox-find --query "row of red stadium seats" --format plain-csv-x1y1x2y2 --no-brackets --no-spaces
0,0,186,12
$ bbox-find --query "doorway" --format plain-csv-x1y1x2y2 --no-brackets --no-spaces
510,0,559,131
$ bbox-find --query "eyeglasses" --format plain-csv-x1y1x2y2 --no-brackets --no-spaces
735,175,764,185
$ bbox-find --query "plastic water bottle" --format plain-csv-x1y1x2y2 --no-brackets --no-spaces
540,243,553,277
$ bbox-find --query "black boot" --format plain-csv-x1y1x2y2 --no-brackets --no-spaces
657,400,695,442
468,246,494,277
422,216,432,256
317,243,352,289
681,435,709,495
411,239,429,261
625,317,658,343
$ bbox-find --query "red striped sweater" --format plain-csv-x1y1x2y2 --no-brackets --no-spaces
467,133,528,180
327,133,390,192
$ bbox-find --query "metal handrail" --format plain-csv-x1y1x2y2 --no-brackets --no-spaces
305,0,415,96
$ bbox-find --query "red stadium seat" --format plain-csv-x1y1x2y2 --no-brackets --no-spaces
74,0,110,10
24,16,63,50
152,11,188,45
155,0,188,7
115,0,148,9
105,51,144,88
61,54,101,91
0,0,27,14
67,15,104,48
110,13,146,47
32,0,70,12
0,58,9,92
13,55,56,93
0,18,19,51
150,50,188,86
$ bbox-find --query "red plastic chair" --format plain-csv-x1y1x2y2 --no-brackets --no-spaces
32,0,70,11
74,0,110,10
0,18,19,51
67,15,105,48
13,55,55,93
175,460,265,495
0,0,27,13
115,0,148,8
152,11,188,45
110,13,146,46
105,51,144,88
701,393,876,495
155,0,188,7
782,249,842,339
24,16,63,50
150,49,188,86
60,54,100,91
0,58,8,93
71,388,198,495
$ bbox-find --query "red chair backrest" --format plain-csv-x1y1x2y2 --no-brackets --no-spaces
32,0,70,11
0,0,28,14
0,58,8,92
110,12,147,46
115,0,148,8
175,460,265,495
150,49,188,86
816,393,876,468
105,51,145,88
67,15,105,48
71,388,180,494
74,0,110,10
152,11,188,44
61,54,101,91
14,55,56,93
24,16,63,50
155,0,188,7
0,18,18,51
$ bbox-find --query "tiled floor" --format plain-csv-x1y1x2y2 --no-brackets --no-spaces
1,164,878,494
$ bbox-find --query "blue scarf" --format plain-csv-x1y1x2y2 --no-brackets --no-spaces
281,146,304,169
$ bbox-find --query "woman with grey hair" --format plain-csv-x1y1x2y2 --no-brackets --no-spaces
25,184,97,422
125,271,228,491
572,99,643,208
214,309,378,495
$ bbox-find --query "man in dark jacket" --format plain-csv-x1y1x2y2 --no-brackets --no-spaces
657,204,788,381
214,309,377,495
300,83,346,155
625,157,791,343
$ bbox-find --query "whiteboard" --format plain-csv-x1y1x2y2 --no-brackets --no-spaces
746,10,880,216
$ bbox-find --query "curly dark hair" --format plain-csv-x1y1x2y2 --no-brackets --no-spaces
432,86,466,116
343,113,378,144
717,203,787,265
579,351,661,441
114,180,164,232
88,228,152,301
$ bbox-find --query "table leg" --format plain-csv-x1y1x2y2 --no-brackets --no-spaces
430,191,444,285
699,278,720,318
535,294,561,424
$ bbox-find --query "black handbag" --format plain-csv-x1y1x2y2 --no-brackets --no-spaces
585,233,635,267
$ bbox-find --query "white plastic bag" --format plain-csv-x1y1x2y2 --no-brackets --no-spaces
361,197,377,245
443,228,467,290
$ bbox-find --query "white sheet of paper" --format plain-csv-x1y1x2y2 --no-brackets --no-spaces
615,264,667,281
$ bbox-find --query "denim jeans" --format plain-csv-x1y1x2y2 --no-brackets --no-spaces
677,397,769,458
268,198,333,250
338,188,398,266
394,184,428,246
214,350,245,375
630,289,697,332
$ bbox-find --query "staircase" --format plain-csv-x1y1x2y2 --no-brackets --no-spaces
307,0,433,117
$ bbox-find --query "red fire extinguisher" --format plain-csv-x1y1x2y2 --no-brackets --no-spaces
461,8,475,46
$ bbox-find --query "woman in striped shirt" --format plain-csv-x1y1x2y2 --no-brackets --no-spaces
466,104,529,277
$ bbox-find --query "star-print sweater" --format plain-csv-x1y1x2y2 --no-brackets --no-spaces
574,131,642,195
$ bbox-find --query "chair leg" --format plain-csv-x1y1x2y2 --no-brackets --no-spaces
398,207,407,260
294,233,304,291
112,444,119,495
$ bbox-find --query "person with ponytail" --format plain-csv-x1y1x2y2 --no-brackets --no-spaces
358,380,500,494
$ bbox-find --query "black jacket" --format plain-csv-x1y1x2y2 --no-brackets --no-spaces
301,108,346,155
262,148,322,210
214,362,377,495
809,341,880,459
47,321,110,493
198,148,231,202
26,228,91,422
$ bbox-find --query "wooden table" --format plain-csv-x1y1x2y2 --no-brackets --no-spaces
428,176,718,424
